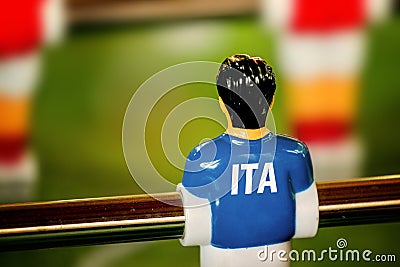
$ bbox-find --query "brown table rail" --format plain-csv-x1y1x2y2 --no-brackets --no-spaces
0,175,399,251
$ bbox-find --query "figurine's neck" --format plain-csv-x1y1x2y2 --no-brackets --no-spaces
225,126,270,140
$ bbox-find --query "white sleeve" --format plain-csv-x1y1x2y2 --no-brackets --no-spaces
42,0,65,45
293,181,319,238
177,183,212,246
366,0,393,24
261,0,294,31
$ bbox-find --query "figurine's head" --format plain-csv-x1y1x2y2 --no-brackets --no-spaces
216,54,276,129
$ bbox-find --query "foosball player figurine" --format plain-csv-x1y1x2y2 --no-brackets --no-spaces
177,54,319,267
0,1,64,202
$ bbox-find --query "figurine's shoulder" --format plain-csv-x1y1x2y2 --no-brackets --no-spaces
275,134,309,156
186,134,229,161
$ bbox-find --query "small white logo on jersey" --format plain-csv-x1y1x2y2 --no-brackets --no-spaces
231,163,277,195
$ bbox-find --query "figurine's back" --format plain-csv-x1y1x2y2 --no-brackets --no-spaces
182,132,313,249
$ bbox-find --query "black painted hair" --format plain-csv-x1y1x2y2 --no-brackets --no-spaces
216,54,276,129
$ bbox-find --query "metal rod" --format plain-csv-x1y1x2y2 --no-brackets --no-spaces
0,193,184,251
317,174,400,227
67,0,258,25
1,174,400,251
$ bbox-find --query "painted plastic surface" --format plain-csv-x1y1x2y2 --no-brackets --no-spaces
179,54,318,266
182,133,313,249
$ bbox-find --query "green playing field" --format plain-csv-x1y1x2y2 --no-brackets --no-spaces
2,15,400,267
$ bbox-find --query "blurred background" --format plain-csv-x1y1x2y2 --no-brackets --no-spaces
1,0,400,266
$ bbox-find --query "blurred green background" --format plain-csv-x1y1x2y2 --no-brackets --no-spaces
2,12,400,267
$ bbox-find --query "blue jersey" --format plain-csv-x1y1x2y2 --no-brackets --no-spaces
182,132,313,249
